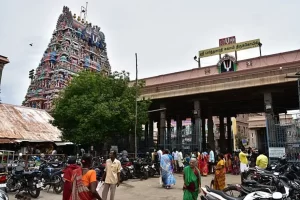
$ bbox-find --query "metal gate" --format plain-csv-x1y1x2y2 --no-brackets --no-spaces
158,125,200,155
266,115,300,162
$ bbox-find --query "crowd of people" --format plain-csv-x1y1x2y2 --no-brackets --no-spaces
153,146,269,200
62,151,121,200
60,147,268,200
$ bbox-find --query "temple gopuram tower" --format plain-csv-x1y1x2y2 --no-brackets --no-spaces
23,6,111,111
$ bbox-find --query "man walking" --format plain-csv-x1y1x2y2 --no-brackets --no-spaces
208,148,215,174
102,151,121,200
173,149,179,172
239,147,249,183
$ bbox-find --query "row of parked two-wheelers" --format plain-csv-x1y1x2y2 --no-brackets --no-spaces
1,158,66,200
201,157,300,200
0,155,160,200
92,156,160,182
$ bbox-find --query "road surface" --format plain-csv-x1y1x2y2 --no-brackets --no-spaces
9,174,241,199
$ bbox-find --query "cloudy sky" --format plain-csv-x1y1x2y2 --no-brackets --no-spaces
0,0,300,105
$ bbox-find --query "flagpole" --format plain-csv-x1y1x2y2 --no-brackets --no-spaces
134,53,138,158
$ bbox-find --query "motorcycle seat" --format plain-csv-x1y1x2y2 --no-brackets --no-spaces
241,185,276,193
261,170,273,174
243,180,257,185
208,188,245,200
23,171,33,175
260,171,274,176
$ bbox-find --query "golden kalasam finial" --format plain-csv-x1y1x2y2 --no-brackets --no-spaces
77,16,81,21
73,13,76,19
82,19,85,23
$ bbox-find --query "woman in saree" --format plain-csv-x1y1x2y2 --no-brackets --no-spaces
183,158,201,200
232,154,240,175
198,152,208,176
213,153,226,190
160,149,176,189
225,153,233,173
70,154,102,200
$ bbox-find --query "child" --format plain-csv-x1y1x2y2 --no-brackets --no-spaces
62,156,79,200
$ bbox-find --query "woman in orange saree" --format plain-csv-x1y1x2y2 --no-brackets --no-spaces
213,154,226,190
198,153,208,176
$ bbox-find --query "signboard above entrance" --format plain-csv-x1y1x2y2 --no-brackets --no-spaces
199,39,260,58
219,36,236,46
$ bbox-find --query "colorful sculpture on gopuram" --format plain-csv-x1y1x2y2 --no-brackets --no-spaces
23,6,111,111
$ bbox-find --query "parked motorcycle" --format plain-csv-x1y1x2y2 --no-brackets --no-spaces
130,158,149,180
0,165,9,200
202,185,288,200
39,160,64,194
7,166,42,198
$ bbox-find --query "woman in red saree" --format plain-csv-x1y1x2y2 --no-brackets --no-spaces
62,157,79,200
198,153,208,176
225,154,233,174
232,154,240,175
70,154,102,200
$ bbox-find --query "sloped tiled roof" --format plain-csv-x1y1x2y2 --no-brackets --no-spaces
0,104,61,142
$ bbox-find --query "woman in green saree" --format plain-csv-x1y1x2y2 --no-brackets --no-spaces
183,158,201,200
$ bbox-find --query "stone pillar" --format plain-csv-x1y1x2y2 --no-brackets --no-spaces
202,118,206,151
194,100,201,152
149,118,154,149
264,92,275,146
160,104,166,150
0,63,4,87
167,118,172,150
176,116,182,150
207,107,215,150
219,116,225,153
157,121,160,147
227,117,232,153
144,122,149,149
191,117,196,150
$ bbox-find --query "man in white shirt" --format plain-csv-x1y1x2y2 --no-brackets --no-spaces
209,149,215,174
157,149,162,161
177,149,184,172
102,151,121,200
173,149,179,172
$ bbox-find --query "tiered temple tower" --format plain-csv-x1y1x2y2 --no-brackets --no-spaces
23,6,111,111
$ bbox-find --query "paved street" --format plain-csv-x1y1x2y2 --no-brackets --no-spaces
8,174,241,200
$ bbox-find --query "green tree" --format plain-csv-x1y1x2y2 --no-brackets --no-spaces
51,70,151,146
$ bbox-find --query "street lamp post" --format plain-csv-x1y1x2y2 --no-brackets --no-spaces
135,53,138,159
194,56,201,68
258,42,263,57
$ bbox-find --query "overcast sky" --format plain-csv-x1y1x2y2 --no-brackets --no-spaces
0,0,300,105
